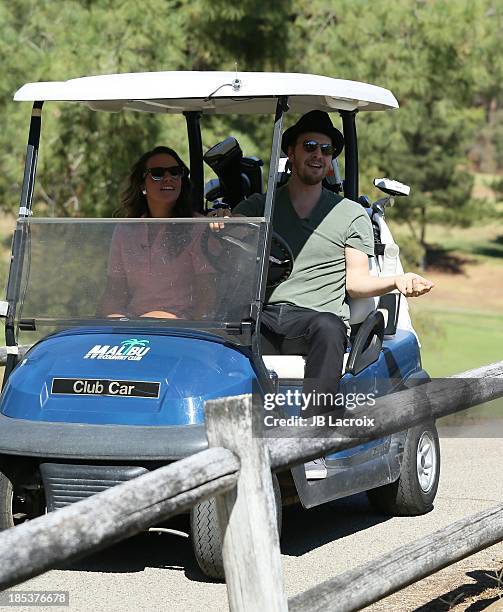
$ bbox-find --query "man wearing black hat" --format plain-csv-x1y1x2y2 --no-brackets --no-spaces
230,110,433,478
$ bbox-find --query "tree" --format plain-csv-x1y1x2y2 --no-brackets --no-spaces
0,0,293,217
288,0,490,245
0,0,500,231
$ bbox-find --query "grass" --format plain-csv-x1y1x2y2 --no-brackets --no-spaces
413,305,503,428
415,308,503,377
388,172,503,380
425,224,503,266
391,220,503,268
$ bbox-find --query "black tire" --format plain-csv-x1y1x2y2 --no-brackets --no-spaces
0,464,45,530
190,473,282,580
367,420,440,516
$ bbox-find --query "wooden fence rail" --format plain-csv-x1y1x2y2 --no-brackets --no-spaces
289,503,503,612
0,448,239,590
0,345,30,365
0,355,502,612
269,361,503,470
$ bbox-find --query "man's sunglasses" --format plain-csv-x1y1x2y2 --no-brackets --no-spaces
145,166,186,180
302,140,335,156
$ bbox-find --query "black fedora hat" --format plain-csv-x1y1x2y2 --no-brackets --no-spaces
281,110,344,157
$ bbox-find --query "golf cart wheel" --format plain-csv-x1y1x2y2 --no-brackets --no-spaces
0,465,45,530
190,473,282,580
367,420,440,516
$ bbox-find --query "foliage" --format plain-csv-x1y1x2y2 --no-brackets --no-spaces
185,0,291,71
491,177,503,200
0,0,291,216
489,111,503,170
288,0,496,245
0,0,501,238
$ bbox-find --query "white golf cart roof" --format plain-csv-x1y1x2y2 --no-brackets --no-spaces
14,71,398,114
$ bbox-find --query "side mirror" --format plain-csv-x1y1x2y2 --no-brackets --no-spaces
374,177,410,197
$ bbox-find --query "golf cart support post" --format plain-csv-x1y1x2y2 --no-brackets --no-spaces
252,95,289,324
340,110,358,201
3,101,44,383
184,110,204,213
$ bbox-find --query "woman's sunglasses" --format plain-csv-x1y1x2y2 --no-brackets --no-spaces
302,140,335,156
145,166,186,180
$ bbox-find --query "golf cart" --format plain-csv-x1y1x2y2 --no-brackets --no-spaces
0,71,439,579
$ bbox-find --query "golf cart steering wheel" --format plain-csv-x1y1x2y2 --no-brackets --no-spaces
267,232,293,288
201,227,293,288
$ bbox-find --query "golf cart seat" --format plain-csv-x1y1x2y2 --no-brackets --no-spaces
263,352,351,380
262,297,396,382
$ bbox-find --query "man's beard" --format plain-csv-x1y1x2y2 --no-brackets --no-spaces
300,172,323,186
296,163,327,186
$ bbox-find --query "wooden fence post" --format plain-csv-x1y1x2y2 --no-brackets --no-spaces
205,394,288,612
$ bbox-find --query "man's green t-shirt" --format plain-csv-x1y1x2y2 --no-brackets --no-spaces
233,185,374,326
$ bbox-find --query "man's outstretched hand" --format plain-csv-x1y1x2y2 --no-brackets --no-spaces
345,246,435,299
394,272,434,297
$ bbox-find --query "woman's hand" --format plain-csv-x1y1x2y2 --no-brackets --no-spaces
140,310,178,319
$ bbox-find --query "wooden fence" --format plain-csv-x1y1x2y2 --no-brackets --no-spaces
0,358,502,611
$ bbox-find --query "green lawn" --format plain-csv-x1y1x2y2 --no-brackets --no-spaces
416,308,503,377
415,306,503,426
426,227,503,266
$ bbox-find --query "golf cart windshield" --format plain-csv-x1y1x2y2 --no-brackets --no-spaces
13,217,264,331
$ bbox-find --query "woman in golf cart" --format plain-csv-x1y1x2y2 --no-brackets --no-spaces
101,146,214,319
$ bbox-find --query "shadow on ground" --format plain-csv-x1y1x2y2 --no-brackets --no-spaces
412,568,502,611
281,492,389,557
425,246,476,274
472,234,503,259
59,514,215,583
58,492,388,582
425,234,503,273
